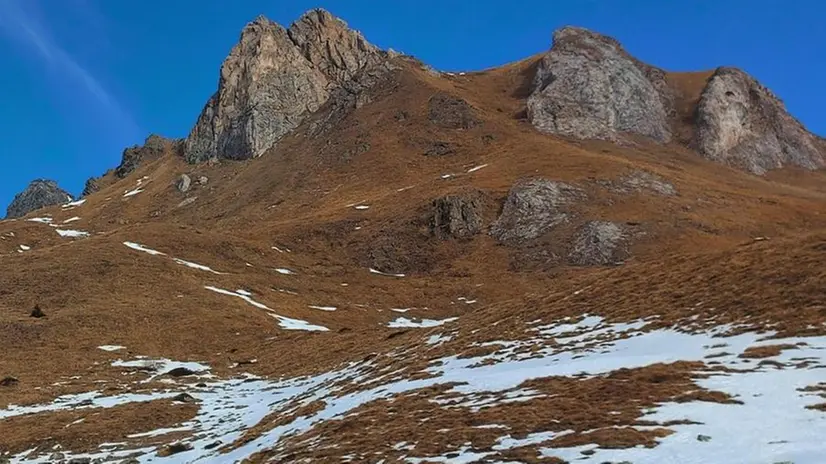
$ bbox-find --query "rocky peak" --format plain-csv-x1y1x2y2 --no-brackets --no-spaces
527,26,673,143
693,67,825,174
183,10,386,164
5,179,72,219
288,9,383,84
116,134,181,178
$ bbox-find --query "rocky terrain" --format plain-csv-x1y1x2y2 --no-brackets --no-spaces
1,9,825,464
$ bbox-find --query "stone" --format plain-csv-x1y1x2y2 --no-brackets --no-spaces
568,221,627,266
184,10,386,164
157,443,193,457
428,92,480,129
30,305,45,318
5,179,73,219
0,376,19,387
171,393,198,403
490,178,583,244
423,141,454,156
430,192,485,240
197,176,209,185
694,67,825,174
48,453,65,461
176,174,192,193
616,170,677,196
527,26,673,143
165,367,197,377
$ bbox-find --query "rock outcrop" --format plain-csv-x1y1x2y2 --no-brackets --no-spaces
6,179,73,219
527,27,673,143
694,67,825,174
430,191,486,240
428,93,480,129
490,178,583,244
81,176,103,197
117,135,181,178
184,10,386,164
568,221,627,266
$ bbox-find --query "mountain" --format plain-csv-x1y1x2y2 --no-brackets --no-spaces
4,179,73,219
1,10,825,464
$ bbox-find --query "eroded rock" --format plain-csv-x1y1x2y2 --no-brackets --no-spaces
428,92,480,129
430,191,486,240
116,135,180,179
184,10,386,163
527,26,673,143
5,179,72,219
568,221,627,266
176,174,192,193
490,178,583,244
694,67,825,174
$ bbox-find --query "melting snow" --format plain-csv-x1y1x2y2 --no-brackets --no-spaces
123,188,144,198
369,268,405,278
62,216,81,223
205,286,328,332
123,241,166,256
19,244,30,251
388,317,459,328
173,258,224,274
62,199,86,208
55,229,90,238
97,345,126,352
308,305,337,312
27,217,52,224
466,164,489,173
354,205,370,210
275,268,295,275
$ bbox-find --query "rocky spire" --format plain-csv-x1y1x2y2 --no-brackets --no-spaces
694,67,825,174
183,10,385,164
6,179,73,219
527,26,674,143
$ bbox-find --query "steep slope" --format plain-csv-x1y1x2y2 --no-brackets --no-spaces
1,12,826,464
5,179,73,219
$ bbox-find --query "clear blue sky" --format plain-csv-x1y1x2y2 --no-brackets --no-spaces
1,0,823,209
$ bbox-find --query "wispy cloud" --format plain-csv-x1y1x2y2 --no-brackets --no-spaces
0,0,139,137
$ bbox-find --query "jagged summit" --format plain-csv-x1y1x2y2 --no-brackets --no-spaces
694,66,825,174
5,179,72,219
527,25,674,144
526,25,824,175
183,10,386,164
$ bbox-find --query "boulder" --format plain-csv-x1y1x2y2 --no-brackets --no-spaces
430,192,486,240
490,178,583,244
5,179,73,219
184,10,386,164
694,67,825,174
527,26,673,143
176,174,192,193
568,221,627,266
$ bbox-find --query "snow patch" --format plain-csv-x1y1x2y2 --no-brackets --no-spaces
55,229,90,238
123,241,166,256
388,317,459,328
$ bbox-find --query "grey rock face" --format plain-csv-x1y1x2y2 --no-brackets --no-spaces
176,174,192,193
184,10,385,164
490,178,583,244
430,192,485,240
694,67,825,174
6,179,72,219
568,221,627,266
116,134,180,179
527,27,673,143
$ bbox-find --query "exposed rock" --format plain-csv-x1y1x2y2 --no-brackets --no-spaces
490,178,583,244
430,192,486,240
694,67,825,174
287,9,383,84
197,176,209,185
6,179,72,219
67,458,91,464
157,443,193,457
0,376,19,387
568,221,628,266
428,92,480,129
423,141,454,156
615,170,677,196
116,135,179,179
171,393,198,403
176,174,192,193
81,176,102,197
166,367,197,377
30,305,45,318
48,453,65,461
527,27,673,143
184,10,386,164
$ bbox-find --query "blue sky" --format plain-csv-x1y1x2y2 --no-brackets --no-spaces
1,0,824,209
